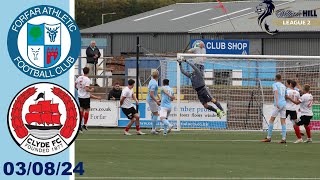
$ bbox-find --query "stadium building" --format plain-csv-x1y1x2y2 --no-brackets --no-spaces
81,0,320,56
74,1,320,177
79,0,320,130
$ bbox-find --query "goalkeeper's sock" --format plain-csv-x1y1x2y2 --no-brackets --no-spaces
214,102,224,111
281,124,286,140
207,105,217,113
163,119,170,134
267,123,274,139
151,115,158,131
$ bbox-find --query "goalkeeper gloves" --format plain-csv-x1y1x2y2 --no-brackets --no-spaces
177,58,187,65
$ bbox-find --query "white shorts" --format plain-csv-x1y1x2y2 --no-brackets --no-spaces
147,100,159,113
271,106,286,119
160,107,171,119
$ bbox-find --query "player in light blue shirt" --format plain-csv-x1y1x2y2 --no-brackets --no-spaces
273,81,286,108
262,74,287,143
147,78,159,102
147,71,161,134
160,79,175,135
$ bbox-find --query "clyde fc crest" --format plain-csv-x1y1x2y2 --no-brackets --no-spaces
7,5,81,79
7,82,80,156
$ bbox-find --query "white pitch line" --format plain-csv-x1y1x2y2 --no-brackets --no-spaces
134,10,173,21
76,177,320,180
171,9,212,21
76,139,320,143
76,132,264,135
76,139,260,142
210,8,251,20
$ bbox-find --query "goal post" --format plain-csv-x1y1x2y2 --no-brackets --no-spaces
160,53,320,131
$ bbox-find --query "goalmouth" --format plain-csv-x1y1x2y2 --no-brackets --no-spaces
159,53,320,131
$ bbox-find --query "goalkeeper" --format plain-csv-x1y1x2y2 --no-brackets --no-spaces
178,59,225,118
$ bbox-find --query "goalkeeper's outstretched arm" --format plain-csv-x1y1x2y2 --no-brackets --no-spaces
185,60,201,76
179,61,191,78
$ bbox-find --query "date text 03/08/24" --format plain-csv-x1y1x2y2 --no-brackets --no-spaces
2,162,84,176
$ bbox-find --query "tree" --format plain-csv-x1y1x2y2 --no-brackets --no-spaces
29,26,42,41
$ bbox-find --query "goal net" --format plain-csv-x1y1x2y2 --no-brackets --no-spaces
159,53,320,131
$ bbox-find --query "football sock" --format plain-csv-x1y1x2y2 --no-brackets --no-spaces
207,105,217,113
136,125,140,131
80,111,84,125
267,123,274,139
152,115,158,131
163,120,170,133
281,124,286,140
305,125,311,138
214,102,224,111
125,126,130,132
294,125,302,139
83,112,89,125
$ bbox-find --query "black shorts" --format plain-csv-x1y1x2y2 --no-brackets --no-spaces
122,107,137,120
286,110,297,120
297,115,313,126
197,86,213,105
79,98,90,109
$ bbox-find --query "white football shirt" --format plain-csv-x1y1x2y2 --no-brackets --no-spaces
286,88,300,111
75,76,91,98
189,47,206,65
299,93,313,116
121,87,134,108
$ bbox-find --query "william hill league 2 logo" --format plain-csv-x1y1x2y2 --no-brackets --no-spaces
7,5,81,79
255,0,278,35
7,82,81,156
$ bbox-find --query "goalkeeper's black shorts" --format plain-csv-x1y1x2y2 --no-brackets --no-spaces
196,86,213,105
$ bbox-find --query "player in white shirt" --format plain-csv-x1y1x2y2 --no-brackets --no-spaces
75,67,101,132
120,79,145,135
288,84,313,143
285,80,300,125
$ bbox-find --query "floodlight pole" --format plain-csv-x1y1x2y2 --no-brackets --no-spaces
136,36,140,111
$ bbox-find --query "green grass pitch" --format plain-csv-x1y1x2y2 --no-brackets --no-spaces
75,129,320,180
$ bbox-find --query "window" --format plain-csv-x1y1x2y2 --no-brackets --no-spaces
214,70,232,85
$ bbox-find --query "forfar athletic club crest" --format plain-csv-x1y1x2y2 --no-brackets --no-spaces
7,82,80,156
7,5,81,79
27,23,62,68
